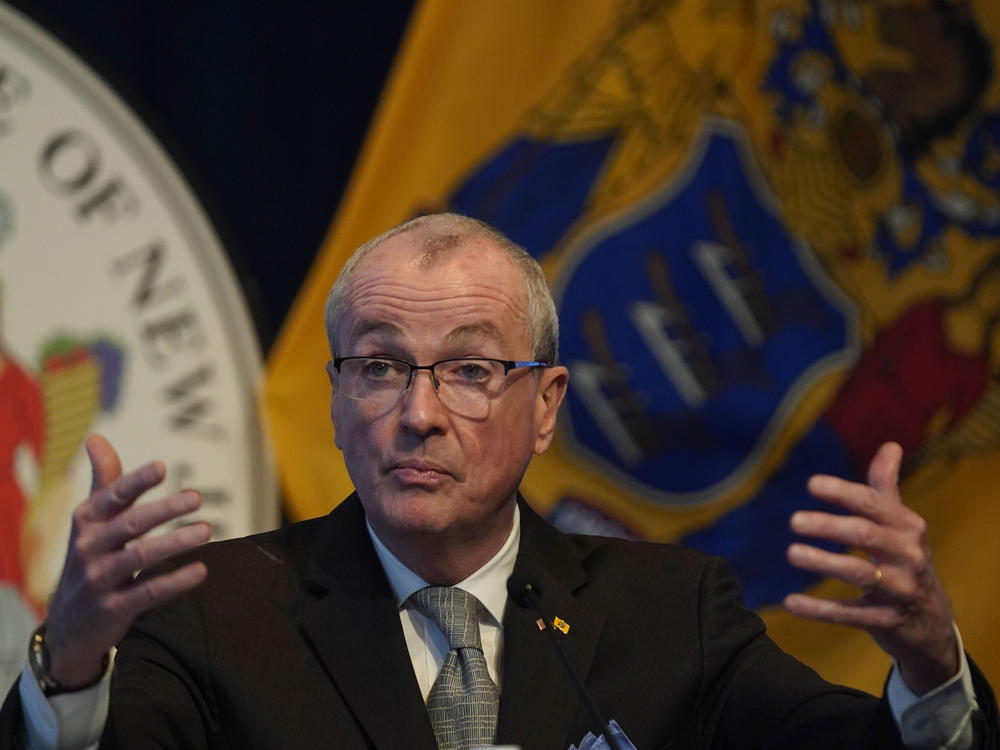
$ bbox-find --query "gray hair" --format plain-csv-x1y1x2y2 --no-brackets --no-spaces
324,213,559,364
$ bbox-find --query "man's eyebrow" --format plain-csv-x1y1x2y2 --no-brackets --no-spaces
349,320,402,342
444,322,505,346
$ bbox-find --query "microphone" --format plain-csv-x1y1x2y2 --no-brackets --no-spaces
506,574,627,750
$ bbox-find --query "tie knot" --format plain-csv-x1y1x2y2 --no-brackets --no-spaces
410,586,483,650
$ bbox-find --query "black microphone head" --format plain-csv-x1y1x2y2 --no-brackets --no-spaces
506,573,542,608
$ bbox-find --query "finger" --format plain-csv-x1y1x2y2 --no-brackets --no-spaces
789,511,916,563
108,561,208,619
786,543,881,589
805,473,895,523
90,522,212,589
87,491,202,555
867,441,903,494
82,462,167,523
86,434,123,493
783,592,903,630
789,510,900,559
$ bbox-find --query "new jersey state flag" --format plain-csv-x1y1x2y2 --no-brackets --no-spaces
264,0,1000,693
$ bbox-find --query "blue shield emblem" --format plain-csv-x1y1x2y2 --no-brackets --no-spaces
553,122,859,504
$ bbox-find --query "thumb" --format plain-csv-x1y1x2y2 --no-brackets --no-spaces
85,434,123,493
867,441,902,496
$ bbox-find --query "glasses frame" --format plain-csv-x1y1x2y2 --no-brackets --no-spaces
331,356,549,404
333,355,548,384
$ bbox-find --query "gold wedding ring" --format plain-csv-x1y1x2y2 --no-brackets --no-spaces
869,563,883,592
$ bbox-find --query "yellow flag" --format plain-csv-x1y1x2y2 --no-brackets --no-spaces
264,0,1000,692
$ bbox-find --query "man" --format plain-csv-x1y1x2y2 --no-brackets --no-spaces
2,213,996,748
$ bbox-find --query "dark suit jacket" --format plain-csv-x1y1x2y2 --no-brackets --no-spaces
2,495,997,749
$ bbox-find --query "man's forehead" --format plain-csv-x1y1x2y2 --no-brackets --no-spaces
345,230,525,306
348,319,506,345
336,229,531,351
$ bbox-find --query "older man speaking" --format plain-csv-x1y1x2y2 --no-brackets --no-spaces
2,214,996,749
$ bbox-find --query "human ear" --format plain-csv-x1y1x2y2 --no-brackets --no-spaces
533,365,568,454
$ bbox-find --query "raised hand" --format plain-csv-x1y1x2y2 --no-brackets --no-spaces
784,442,959,695
43,434,211,688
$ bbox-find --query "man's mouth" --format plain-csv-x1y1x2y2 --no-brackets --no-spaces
387,460,453,483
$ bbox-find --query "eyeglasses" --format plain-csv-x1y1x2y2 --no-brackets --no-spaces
332,356,548,418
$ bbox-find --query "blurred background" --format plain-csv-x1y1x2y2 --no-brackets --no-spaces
4,0,415,349
2,0,999,697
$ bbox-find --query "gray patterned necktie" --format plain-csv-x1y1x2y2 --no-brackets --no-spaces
410,586,500,750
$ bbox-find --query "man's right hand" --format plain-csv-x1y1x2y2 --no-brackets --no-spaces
42,434,211,689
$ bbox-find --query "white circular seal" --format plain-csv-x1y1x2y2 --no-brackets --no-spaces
0,3,277,690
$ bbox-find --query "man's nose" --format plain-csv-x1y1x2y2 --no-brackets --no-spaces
398,368,447,434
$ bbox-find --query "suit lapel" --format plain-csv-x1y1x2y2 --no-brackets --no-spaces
295,495,606,750
298,496,438,750
497,500,606,750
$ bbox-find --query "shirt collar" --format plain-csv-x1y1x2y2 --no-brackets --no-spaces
367,503,520,627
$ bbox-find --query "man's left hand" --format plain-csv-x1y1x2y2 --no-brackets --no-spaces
784,441,960,695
